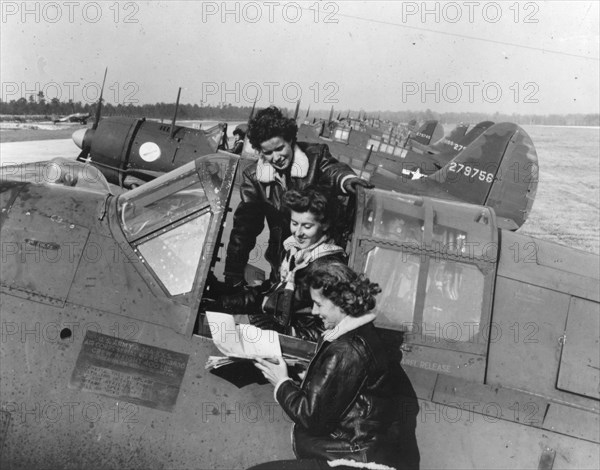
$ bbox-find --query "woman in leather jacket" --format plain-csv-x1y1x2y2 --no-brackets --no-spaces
219,187,346,341
224,106,371,288
252,263,415,470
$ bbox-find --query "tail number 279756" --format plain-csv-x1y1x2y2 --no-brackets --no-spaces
448,162,494,183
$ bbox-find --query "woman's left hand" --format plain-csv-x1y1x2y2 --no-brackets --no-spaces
293,252,311,272
254,357,289,386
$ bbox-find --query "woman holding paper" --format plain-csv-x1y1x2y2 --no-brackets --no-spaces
217,186,346,341
251,263,416,470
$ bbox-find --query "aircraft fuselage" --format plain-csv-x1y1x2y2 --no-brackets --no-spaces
1,156,597,469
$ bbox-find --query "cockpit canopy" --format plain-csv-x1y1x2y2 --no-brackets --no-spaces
351,189,498,351
116,153,235,297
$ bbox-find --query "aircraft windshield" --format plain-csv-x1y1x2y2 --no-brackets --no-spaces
137,211,212,295
118,163,208,240
361,189,496,260
429,199,497,261
333,127,350,143
422,259,483,340
115,153,235,298
116,153,231,242
365,247,484,342
367,138,381,152
365,247,419,328
362,190,425,244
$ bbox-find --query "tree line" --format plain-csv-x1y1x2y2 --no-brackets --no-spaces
1,95,598,126
369,109,600,127
0,94,253,120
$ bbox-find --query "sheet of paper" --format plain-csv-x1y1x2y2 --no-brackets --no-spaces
205,356,237,370
238,323,281,358
206,311,246,357
205,311,281,359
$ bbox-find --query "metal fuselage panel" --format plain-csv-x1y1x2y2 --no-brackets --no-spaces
87,118,221,186
127,121,218,173
409,401,599,470
478,230,598,468
490,230,599,404
395,228,599,469
88,117,140,184
1,183,104,304
0,296,294,469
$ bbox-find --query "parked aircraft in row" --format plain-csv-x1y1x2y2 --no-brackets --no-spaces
72,82,537,232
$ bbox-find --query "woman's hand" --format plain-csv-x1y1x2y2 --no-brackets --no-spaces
285,256,311,282
254,357,289,386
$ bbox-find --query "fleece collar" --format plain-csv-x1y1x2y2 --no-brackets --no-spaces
322,312,376,342
256,144,309,183
279,235,344,284
282,234,343,258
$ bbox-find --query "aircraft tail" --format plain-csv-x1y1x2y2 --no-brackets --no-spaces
427,123,470,154
427,121,495,168
429,122,538,229
408,120,444,146
458,121,494,147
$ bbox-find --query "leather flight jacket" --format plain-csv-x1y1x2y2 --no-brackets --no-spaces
276,322,406,468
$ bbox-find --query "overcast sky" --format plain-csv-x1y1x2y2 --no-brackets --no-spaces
1,1,598,115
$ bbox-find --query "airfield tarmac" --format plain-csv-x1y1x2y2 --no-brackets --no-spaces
0,138,79,165
1,123,598,258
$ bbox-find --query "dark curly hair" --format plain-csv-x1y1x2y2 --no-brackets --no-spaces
248,106,298,149
282,186,335,226
306,262,381,317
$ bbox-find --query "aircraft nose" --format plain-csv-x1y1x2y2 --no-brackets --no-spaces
72,128,89,149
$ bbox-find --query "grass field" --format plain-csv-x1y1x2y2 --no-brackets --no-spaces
1,122,598,256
